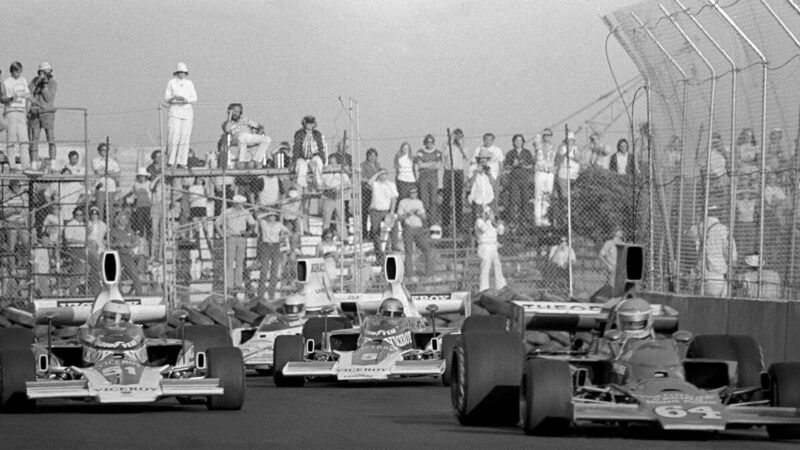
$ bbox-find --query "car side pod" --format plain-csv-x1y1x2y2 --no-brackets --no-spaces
451,331,524,426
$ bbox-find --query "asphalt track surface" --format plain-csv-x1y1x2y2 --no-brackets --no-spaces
1,375,797,449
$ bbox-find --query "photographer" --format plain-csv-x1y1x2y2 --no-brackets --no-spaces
475,205,506,292
28,62,58,164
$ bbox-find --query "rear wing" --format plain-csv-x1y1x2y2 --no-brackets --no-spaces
33,297,166,326
333,292,471,317
509,301,678,335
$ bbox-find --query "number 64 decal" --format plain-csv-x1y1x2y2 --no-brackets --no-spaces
654,405,722,419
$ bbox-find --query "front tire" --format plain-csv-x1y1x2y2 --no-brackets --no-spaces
273,335,305,387
206,347,245,410
0,349,35,412
688,335,763,388
441,334,459,386
767,362,800,440
451,331,523,426
0,329,34,352
523,358,572,435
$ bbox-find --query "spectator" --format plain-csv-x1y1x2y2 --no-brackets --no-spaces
394,141,416,200
765,171,789,228
27,62,58,164
164,62,197,168
587,132,612,170
735,127,758,180
86,205,107,293
471,133,504,209
0,69,11,133
3,62,32,170
703,132,730,200
4,180,29,257
738,252,781,299
414,135,443,234
468,149,495,222
368,168,399,261
360,148,382,238
609,138,633,175
63,206,87,294
127,168,153,252
443,128,469,235
328,138,353,170
475,205,506,292
557,131,580,198
734,174,757,255
110,211,142,295
189,177,209,238
32,233,53,296
320,165,351,238
396,186,435,280
533,128,557,227
257,210,289,301
281,186,303,252
548,237,576,269
59,157,84,225
215,194,256,291
91,143,121,221
273,141,292,170
599,229,624,287
766,128,792,188
146,150,162,180
222,103,272,168
503,134,534,229
690,207,736,297
293,115,326,166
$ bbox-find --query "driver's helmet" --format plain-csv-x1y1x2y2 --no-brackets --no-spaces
99,300,131,326
616,297,653,339
378,298,404,318
281,295,306,320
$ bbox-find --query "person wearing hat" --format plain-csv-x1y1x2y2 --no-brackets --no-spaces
556,131,581,200
293,115,327,164
257,209,289,301
3,61,33,170
738,252,781,299
28,61,58,164
534,128,557,227
164,62,197,168
475,205,506,292
91,142,121,221
396,185,435,279
368,168,399,259
215,194,257,291
468,148,495,224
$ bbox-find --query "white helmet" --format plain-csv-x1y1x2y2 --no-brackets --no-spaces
282,295,306,319
616,298,653,339
378,298,404,318
100,300,131,325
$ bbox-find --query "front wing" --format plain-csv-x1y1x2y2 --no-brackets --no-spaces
282,359,445,381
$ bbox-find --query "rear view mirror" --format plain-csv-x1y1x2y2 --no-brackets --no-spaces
672,330,693,343
426,304,439,313
603,329,623,342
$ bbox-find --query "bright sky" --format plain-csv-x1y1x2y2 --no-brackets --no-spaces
4,0,641,168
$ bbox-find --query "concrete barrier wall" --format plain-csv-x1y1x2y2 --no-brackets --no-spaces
644,292,799,364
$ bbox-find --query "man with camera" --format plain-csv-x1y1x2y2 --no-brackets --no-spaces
28,62,58,165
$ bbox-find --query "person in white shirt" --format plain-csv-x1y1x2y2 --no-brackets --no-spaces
164,62,197,168
468,149,495,222
599,229,624,286
63,206,87,294
587,132,612,170
475,205,506,292
368,169,399,258
557,131,580,200
443,128,469,234
534,129,558,226
3,62,33,169
738,253,781,299
257,211,289,300
91,143,121,220
320,170,351,238
396,187,435,279
394,142,416,200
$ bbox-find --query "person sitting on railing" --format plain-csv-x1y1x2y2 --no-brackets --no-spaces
293,115,326,169
222,103,272,169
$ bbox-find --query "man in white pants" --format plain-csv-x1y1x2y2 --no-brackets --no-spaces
222,103,271,168
164,62,197,168
476,205,506,292
3,62,32,169
533,128,557,226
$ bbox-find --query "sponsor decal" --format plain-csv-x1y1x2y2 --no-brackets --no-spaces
383,331,411,349
95,386,158,394
361,353,378,361
371,328,398,336
411,294,452,301
639,392,719,405
514,301,602,314
653,405,722,420
56,299,142,307
309,263,326,274
341,366,386,372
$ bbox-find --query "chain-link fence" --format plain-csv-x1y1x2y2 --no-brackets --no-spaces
604,0,800,300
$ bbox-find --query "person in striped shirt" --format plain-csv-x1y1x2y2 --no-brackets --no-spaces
222,103,272,168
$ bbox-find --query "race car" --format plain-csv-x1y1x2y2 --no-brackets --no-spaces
450,296,800,439
0,251,244,411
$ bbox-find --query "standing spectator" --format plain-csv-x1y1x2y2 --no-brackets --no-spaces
146,150,162,180
443,128,468,235
396,186,435,280
128,168,153,252
4,180,29,258
3,62,32,169
557,131,580,199
394,141,416,200
471,133,504,207
414,135,443,233
59,153,85,225
63,206,87,294
164,62,197,168
28,62,58,164
360,148,381,238
503,134,534,229
328,138,353,170
222,103,272,168
609,138,634,175
738,252,781,299
189,178,209,238
86,205,107,293
368,169,399,261
467,149,495,222
691,208,737,297
215,195,256,291
533,129,557,227
735,128,759,181
766,128,792,188
475,205,506,292
0,70,12,133
110,211,142,295
91,143,121,221
599,229,624,287
320,166,350,238
257,210,289,301
702,132,730,200
293,115,326,166
281,186,303,252
587,132,612,170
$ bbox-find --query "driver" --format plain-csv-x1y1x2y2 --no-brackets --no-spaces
378,298,405,318
358,298,413,350
98,300,132,328
260,295,307,329
616,297,654,341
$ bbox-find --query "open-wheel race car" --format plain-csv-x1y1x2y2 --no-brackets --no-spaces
271,254,470,386
449,296,800,439
0,251,245,411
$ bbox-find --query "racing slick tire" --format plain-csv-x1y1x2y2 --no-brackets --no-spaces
176,325,233,353
451,331,524,426
460,315,509,334
301,317,351,349
441,334,460,386
206,347,245,410
767,362,800,440
273,335,305,387
523,358,572,435
0,349,35,412
687,335,763,388
0,328,35,352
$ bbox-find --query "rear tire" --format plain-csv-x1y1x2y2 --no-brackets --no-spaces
0,349,35,412
460,315,509,334
0,328,35,352
767,362,800,440
441,334,459,386
206,347,245,410
451,331,523,426
687,335,763,388
273,335,305,387
523,358,572,435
